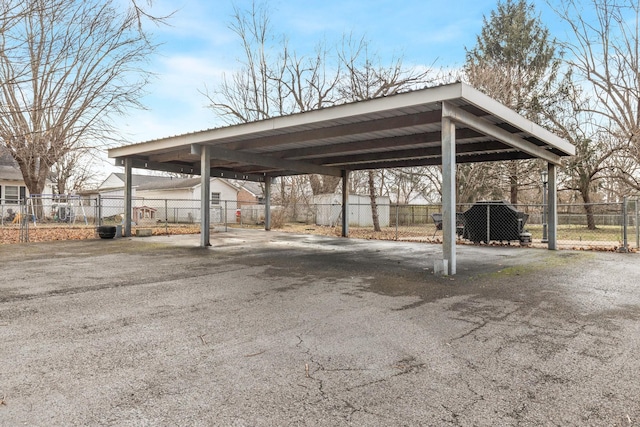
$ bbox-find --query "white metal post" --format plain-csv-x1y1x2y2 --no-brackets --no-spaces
124,158,133,237
441,110,456,275
547,163,557,250
200,145,211,247
622,196,629,252
633,197,640,249
342,170,350,237
165,199,169,235
486,203,491,243
395,203,399,241
97,194,102,227
264,176,272,231
541,170,548,243
224,200,228,232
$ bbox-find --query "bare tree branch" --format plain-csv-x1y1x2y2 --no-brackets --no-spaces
0,0,162,210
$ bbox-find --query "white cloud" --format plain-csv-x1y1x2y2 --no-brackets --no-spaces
114,53,235,143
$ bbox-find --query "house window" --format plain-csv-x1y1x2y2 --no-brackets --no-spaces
211,192,221,205
4,185,25,204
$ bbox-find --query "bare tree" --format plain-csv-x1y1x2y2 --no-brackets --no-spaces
555,0,640,134
308,174,341,195
337,35,433,102
456,163,504,204
203,2,342,125
553,0,640,191
50,148,100,195
203,2,277,124
381,168,438,205
204,1,435,230
348,170,370,195
337,35,434,231
542,77,625,228
0,0,160,215
202,1,344,198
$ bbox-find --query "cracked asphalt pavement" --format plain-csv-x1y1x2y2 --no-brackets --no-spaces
1,228,639,426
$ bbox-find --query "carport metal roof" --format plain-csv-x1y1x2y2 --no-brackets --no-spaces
109,82,574,275
109,82,574,180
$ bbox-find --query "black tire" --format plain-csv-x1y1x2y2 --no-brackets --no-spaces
96,225,117,239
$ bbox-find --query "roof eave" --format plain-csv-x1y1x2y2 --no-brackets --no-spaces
460,83,575,156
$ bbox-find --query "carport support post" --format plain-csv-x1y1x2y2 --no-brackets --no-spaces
441,113,456,275
264,175,272,231
547,163,558,250
123,157,133,237
97,194,102,226
342,170,350,237
200,145,211,247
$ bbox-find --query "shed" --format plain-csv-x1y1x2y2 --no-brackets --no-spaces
313,194,390,227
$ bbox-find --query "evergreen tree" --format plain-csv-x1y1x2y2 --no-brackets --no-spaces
465,0,559,117
464,0,561,204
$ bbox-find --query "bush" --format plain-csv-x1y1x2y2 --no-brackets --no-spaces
270,207,286,229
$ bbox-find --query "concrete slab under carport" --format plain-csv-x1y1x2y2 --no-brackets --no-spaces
1,230,639,425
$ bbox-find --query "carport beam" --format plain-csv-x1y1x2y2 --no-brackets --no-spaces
547,163,558,250
441,111,457,275
342,170,350,237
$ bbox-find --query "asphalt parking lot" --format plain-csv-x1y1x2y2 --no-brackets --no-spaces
1,228,639,426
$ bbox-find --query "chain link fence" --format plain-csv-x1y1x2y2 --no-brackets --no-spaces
1,195,639,250
98,197,244,234
0,196,241,243
270,199,638,251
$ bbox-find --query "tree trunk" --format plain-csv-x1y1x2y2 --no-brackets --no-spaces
16,158,48,220
580,187,597,230
509,161,518,205
57,177,68,196
309,174,341,195
368,171,381,232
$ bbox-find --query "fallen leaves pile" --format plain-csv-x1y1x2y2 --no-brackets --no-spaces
0,225,200,245
0,223,631,252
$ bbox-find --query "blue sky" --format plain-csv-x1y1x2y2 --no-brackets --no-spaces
113,0,570,145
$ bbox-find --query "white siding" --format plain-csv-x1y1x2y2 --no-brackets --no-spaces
99,173,124,190
136,188,198,223
94,176,241,224
313,194,390,227
137,188,194,200
195,179,239,223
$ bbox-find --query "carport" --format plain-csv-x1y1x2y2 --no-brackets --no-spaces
108,82,574,275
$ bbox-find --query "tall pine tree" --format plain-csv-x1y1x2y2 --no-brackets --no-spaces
464,0,561,204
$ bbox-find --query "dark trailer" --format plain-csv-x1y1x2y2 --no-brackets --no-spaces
463,200,529,244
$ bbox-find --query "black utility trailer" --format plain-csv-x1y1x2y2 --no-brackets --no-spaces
462,201,529,244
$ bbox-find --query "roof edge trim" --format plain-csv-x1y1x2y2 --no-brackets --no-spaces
460,83,575,156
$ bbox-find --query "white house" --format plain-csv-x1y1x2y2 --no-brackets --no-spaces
95,173,176,198
1,148,55,220
0,153,27,204
135,176,243,223
94,173,263,223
